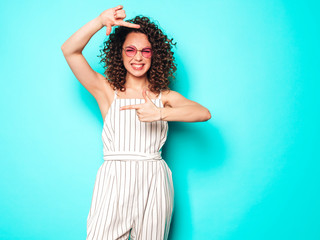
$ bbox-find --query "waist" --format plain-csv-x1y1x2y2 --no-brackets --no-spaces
103,151,163,161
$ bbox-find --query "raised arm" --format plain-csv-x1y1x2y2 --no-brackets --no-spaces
60,5,140,99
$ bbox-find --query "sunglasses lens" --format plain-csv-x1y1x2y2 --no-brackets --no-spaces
142,49,152,58
125,48,136,57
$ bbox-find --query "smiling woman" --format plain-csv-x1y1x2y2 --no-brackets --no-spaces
61,4,211,240
99,15,177,95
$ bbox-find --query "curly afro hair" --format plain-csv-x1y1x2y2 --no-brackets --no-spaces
98,15,177,94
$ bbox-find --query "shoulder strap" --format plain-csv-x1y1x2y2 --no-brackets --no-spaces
157,91,162,100
114,89,117,100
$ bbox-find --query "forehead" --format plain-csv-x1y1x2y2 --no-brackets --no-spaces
123,32,151,48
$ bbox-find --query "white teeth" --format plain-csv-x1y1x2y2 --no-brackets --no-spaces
132,64,144,70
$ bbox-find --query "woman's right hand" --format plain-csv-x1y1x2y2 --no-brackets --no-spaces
98,5,140,36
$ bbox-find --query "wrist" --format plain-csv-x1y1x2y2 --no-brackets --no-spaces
95,16,104,29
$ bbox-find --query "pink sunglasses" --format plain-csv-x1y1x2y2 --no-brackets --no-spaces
122,45,153,58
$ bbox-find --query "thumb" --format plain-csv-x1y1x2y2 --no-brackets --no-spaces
106,22,112,35
143,89,151,102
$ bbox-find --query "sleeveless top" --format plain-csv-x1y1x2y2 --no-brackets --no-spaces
102,90,169,161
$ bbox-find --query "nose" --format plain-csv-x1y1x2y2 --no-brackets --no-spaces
134,50,143,61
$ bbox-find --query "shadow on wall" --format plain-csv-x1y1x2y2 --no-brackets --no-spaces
163,55,226,239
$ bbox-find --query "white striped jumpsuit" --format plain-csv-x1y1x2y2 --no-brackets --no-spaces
86,90,174,240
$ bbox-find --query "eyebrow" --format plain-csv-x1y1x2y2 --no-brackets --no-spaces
125,45,152,49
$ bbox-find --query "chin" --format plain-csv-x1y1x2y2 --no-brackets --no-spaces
127,70,150,78
132,73,148,78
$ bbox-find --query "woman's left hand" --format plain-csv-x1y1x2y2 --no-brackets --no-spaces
120,89,161,122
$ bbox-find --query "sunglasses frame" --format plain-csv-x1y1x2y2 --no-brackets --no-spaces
122,45,153,58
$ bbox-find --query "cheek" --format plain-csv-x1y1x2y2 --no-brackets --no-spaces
147,59,152,67
122,52,128,62
145,61,152,71
122,56,130,67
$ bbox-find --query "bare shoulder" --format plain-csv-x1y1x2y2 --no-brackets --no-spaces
161,89,173,107
161,89,195,108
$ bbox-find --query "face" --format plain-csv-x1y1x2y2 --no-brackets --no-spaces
121,32,152,79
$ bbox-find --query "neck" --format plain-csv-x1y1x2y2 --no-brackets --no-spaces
124,73,149,91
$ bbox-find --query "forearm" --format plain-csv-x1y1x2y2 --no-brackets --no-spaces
61,16,104,55
160,105,211,122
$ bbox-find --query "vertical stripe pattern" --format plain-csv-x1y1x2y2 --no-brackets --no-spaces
86,90,174,240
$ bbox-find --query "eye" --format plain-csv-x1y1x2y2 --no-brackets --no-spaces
142,49,152,53
126,49,135,52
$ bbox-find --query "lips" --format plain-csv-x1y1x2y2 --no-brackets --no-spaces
131,63,145,70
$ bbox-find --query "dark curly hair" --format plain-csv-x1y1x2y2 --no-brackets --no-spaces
98,15,177,94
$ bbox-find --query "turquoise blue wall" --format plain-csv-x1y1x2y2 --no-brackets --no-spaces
1,0,319,239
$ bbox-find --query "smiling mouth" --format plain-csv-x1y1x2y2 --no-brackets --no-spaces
131,64,145,70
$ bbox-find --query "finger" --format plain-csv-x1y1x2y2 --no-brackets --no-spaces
116,20,140,29
114,9,126,19
120,104,141,110
142,89,151,102
113,5,123,11
106,22,112,35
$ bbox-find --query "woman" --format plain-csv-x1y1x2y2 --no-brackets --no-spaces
61,5,211,240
